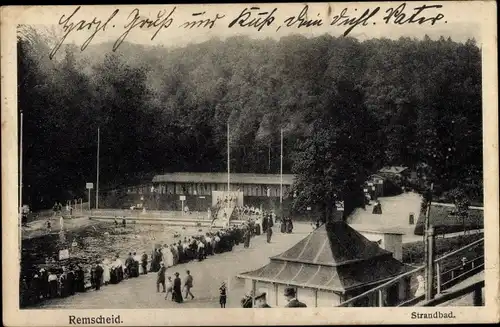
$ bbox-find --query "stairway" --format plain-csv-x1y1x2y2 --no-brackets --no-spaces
213,205,234,228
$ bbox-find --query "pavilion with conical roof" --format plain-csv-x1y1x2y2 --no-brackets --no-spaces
237,221,412,307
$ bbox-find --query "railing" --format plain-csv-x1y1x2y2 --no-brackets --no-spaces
86,209,206,220
421,280,484,307
337,238,484,307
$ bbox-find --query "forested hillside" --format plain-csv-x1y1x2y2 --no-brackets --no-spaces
18,27,482,210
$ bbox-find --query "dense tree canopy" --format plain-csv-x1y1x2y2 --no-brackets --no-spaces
18,27,482,212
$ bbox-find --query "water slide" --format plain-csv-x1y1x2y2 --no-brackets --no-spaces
213,205,234,228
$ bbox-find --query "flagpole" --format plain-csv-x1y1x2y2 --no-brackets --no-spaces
280,128,283,215
96,127,100,209
227,122,230,192
19,112,23,258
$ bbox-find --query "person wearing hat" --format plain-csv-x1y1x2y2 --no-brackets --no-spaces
156,262,167,293
240,290,254,308
255,291,271,308
266,222,273,243
39,268,49,298
94,261,104,291
74,264,86,292
141,252,148,275
184,270,195,300
173,272,183,303
219,282,227,308
284,287,307,307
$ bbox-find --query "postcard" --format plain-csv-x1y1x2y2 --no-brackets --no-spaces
1,2,498,326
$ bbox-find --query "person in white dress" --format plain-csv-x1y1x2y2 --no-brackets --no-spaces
133,252,142,274
161,245,169,266
114,256,124,272
414,275,425,297
102,258,111,284
166,246,174,267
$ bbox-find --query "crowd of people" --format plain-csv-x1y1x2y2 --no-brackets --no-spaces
21,197,297,308
20,219,264,308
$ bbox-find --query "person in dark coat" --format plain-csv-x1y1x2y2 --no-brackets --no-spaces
125,253,134,278
149,249,160,272
110,266,117,284
262,216,268,234
31,274,41,304
255,291,271,308
39,268,49,298
240,291,253,308
75,265,85,292
122,217,126,227
141,252,148,274
59,268,69,298
243,229,250,248
177,242,184,264
286,217,294,233
184,270,194,300
372,201,383,214
94,262,104,291
280,217,286,233
219,282,227,308
131,252,139,277
173,272,183,303
266,225,273,243
20,277,30,307
157,262,166,293
284,287,307,307
67,268,76,295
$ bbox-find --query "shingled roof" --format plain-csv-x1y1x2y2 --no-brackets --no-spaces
152,172,295,185
378,166,409,175
238,221,410,293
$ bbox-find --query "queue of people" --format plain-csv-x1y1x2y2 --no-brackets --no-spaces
20,220,261,308
148,224,251,270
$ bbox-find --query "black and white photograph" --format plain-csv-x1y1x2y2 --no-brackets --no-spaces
2,2,498,326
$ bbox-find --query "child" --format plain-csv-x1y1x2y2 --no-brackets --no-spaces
219,282,227,308
165,276,173,300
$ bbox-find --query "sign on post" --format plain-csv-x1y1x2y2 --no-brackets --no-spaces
336,201,345,211
86,183,93,211
59,249,69,260
179,195,186,201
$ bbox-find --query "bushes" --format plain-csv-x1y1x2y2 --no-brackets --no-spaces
402,233,484,266
414,205,483,235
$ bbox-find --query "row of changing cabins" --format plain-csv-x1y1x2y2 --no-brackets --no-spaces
107,166,412,212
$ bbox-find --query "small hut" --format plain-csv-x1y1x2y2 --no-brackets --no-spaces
238,221,412,307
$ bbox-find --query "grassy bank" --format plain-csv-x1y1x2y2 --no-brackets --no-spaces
402,233,484,267
414,205,483,235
